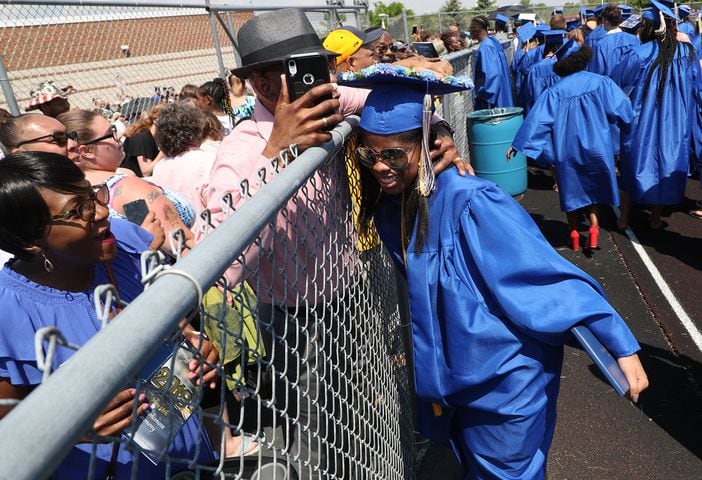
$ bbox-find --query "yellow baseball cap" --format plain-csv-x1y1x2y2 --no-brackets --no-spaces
323,27,366,65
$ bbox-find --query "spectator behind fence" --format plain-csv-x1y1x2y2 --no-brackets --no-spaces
441,30,465,53
200,110,225,153
25,80,74,117
58,109,195,254
199,8,368,476
470,15,515,109
179,84,199,102
0,152,218,478
226,73,256,123
0,113,78,159
323,26,383,72
365,27,453,76
347,72,647,480
196,78,236,135
151,103,214,210
121,103,164,177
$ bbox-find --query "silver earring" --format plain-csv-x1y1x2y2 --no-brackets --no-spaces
41,252,54,273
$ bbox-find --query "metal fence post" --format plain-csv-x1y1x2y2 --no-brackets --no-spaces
402,8,409,43
208,10,227,78
438,12,442,32
224,13,241,68
0,55,20,116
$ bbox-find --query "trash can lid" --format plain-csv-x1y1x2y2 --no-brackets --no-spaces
467,107,524,122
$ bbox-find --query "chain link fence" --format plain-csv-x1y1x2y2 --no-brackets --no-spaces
0,117,418,479
0,2,367,116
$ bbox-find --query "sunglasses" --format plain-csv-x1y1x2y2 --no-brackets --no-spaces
356,145,417,170
51,184,110,222
83,125,119,145
15,130,78,148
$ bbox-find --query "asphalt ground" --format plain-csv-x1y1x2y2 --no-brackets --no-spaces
416,167,702,479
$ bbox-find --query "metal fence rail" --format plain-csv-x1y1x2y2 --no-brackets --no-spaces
0,1,367,115
0,117,415,479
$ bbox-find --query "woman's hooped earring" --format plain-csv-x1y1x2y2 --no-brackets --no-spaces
41,252,54,273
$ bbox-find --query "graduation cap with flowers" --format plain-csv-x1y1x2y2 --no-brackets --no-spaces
337,64,473,196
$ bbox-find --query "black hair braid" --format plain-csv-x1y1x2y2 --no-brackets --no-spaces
217,78,237,125
200,77,236,122
642,19,694,104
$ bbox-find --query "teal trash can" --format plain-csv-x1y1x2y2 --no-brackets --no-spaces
467,107,527,196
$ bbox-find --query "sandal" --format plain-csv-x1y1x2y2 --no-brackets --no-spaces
690,209,702,219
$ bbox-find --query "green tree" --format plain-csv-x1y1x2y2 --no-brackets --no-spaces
441,0,465,13
368,1,415,26
475,0,497,12
519,0,532,7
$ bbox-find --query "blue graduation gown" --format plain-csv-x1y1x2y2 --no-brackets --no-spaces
515,46,544,110
512,71,633,212
474,35,514,110
611,41,702,205
374,171,640,479
524,57,558,115
589,31,640,77
586,25,606,48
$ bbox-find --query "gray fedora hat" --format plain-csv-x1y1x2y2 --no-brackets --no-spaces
231,8,338,78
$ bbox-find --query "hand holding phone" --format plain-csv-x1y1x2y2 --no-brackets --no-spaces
284,53,332,104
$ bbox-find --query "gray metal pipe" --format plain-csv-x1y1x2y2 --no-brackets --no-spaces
0,117,358,479
0,56,20,116
208,10,227,78
0,0,365,10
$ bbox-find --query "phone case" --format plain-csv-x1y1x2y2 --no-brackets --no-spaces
123,199,149,226
284,53,332,103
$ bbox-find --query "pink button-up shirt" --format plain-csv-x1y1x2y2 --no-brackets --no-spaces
197,86,369,307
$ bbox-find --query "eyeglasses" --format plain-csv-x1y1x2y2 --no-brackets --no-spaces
14,130,78,148
83,125,119,145
51,184,110,222
356,145,417,170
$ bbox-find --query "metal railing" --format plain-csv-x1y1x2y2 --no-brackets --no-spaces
0,117,416,479
0,0,368,115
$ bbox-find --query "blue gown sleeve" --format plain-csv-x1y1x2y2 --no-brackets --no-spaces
601,76,634,134
610,48,641,90
511,90,556,166
458,184,640,357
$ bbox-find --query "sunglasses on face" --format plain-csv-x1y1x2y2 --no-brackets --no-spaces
83,125,119,145
14,130,78,148
356,145,416,170
51,183,110,222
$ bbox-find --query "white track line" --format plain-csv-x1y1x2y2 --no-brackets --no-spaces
614,206,702,352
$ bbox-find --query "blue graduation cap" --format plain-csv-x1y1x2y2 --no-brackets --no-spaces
543,29,566,45
555,38,577,61
534,23,550,40
516,22,536,43
620,13,642,30
552,8,564,16
645,0,681,24
580,7,595,18
593,4,609,16
495,14,509,25
678,5,691,18
566,18,581,31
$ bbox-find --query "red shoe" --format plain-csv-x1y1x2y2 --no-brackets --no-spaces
588,226,600,249
570,229,580,251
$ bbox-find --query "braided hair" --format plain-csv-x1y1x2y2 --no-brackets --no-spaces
640,16,696,103
198,77,236,125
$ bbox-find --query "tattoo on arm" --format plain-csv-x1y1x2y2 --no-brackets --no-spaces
146,190,161,203
112,185,123,199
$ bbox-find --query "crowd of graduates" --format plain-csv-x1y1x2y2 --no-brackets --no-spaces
470,1,702,249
